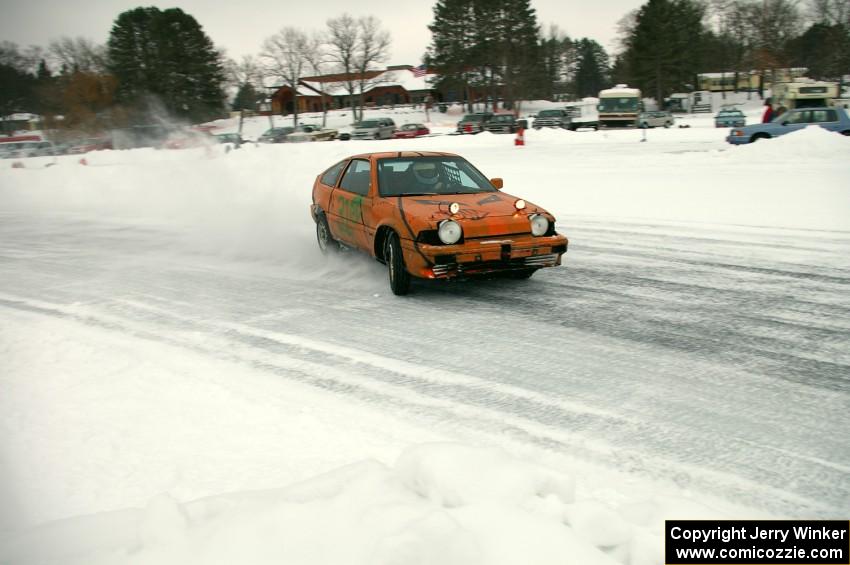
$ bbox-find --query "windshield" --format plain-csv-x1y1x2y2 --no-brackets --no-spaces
461,114,486,122
377,156,497,197
401,124,419,131
491,115,513,122
718,111,741,117
537,110,563,117
599,97,639,112
357,120,380,128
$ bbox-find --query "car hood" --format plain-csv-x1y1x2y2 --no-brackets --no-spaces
399,191,552,238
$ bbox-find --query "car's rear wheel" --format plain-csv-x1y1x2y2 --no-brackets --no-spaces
750,133,771,143
385,232,411,296
841,130,850,136
316,214,339,255
664,121,672,128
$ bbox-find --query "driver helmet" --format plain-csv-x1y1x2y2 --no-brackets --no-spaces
412,161,440,185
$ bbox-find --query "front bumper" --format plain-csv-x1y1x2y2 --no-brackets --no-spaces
401,233,569,279
726,134,749,145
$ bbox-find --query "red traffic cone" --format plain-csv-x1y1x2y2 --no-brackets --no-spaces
79,157,88,166
514,127,525,146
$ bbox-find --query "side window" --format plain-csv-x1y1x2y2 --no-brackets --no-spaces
339,159,372,196
321,160,347,187
785,111,808,124
443,162,478,189
811,109,837,123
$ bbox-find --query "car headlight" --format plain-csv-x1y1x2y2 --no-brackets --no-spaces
731,129,744,136
530,214,549,236
438,220,462,244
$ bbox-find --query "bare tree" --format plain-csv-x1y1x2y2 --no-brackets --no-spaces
302,32,331,126
326,14,360,122
225,54,264,90
808,0,850,25
326,14,391,122
261,27,310,127
48,37,106,73
354,15,391,118
747,0,802,77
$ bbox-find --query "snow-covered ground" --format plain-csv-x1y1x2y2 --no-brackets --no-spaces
1,96,849,564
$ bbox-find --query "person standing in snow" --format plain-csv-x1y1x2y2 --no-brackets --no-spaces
762,98,775,123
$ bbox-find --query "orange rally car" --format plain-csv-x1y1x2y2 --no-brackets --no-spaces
310,151,569,295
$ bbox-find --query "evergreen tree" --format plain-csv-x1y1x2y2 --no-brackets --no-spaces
622,0,708,101
789,23,850,80
426,0,478,110
573,38,610,98
537,28,572,100
107,7,225,122
426,0,541,111
232,83,261,111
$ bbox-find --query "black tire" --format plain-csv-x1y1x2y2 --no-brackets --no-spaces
664,121,672,128
509,268,536,280
750,133,770,143
384,232,411,295
841,130,850,136
315,214,339,255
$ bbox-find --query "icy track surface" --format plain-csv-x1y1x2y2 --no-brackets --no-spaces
1,118,849,563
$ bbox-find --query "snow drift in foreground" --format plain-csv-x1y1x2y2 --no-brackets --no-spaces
2,443,720,565
1,113,847,564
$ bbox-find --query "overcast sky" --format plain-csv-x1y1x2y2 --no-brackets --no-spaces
2,0,643,66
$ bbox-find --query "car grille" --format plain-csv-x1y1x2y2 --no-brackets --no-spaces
432,253,560,276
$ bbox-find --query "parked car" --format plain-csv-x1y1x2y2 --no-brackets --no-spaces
214,133,244,146
638,111,674,128
456,113,493,134
714,108,746,128
0,140,57,158
393,123,430,139
258,127,295,143
484,114,519,134
532,109,572,129
726,106,850,144
351,118,396,140
310,151,569,295
287,124,338,142
66,137,113,154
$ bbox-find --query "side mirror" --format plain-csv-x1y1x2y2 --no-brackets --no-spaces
490,178,503,190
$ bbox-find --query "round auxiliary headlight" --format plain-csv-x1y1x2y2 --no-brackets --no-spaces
515,199,526,210
449,202,460,215
530,214,549,236
438,220,462,244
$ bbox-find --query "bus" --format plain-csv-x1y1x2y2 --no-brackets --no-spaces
598,85,642,127
772,78,839,110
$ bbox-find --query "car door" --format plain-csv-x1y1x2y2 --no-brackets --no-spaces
809,108,840,132
780,110,810,134
329,158,372,249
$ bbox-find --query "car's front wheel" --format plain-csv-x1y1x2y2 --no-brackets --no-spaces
316,214,339,255
750,133,771,143
385,232,411,295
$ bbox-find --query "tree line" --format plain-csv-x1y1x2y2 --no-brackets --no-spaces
2,0,848,134
612,0,850,102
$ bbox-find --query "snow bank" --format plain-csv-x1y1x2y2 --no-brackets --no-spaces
1,443,711,565
3,120,848,239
